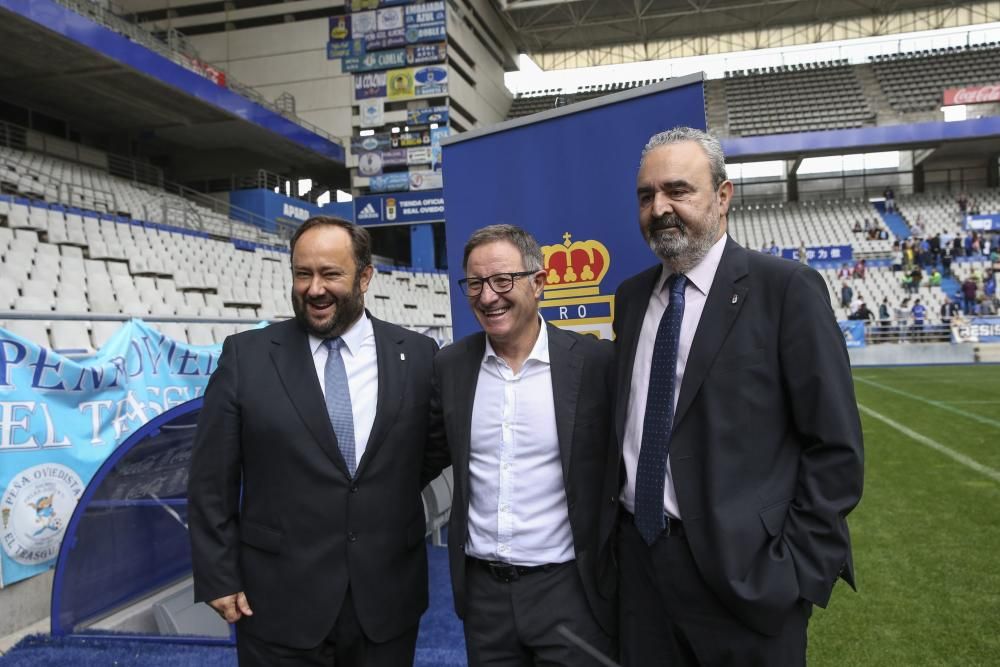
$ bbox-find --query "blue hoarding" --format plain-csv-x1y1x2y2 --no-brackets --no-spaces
781,245,853,263
354,190,445,224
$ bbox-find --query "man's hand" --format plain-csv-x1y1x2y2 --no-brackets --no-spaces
208,591,253,623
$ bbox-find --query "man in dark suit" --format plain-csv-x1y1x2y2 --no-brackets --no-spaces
188,216,447,666
615,128,864,665
432,224,617,666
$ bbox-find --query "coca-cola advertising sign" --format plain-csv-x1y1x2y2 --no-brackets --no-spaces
943,84,1000,106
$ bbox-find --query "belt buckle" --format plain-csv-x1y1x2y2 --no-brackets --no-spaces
488,561,519,582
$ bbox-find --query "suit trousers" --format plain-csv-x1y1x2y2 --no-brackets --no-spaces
236,587,419,667
463,557,614,667
618,518,811,667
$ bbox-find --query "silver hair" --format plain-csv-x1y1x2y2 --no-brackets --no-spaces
640,127,728,189
462,224,544,272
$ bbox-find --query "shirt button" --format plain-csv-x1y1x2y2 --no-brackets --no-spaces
350,484,358,493
347,532,357,542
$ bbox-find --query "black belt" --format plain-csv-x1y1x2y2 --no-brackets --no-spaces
621,509,685,537
469,557,569,583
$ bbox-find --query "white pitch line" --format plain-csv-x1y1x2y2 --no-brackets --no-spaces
855,376,1000,430
858,403,1000,484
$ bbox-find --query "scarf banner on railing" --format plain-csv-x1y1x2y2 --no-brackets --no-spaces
838,320,867,348
0,320,227,586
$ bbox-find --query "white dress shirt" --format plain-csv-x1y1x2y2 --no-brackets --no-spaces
621,234,727,519
309,313,379,470
466,319,575,566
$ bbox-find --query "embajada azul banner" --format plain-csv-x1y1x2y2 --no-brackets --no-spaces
0,320,233,586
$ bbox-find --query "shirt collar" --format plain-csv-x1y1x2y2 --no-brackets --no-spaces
482,315,550,366
309,311,373,357
654,233,728,296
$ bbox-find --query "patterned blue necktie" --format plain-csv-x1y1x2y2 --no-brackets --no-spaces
634,273,687,545
324,338,357,477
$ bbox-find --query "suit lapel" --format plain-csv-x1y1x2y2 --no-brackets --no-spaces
615,265,662,443
547,324,582,485
268,320,349,475
355,316,405,478
453,334,485,524
672,237,749,435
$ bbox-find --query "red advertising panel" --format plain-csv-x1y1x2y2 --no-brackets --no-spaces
943,84,1000,106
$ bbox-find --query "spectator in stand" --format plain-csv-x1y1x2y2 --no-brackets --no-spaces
957,190,969,218
850,301,875,323
985,270,996,307
841,281,853,310
929,233,941,264
910,265,923,292
852,220,863,234
903,239,915,269
768,240,780,256
909,299,926,341
953,233,964,258
941,245,953,278
910,214,925,238
878,298,891,328
971,232,981,256
891,242,903,273
918,237,931,267
965,233,974,257
849,292,863,317
878,227,889,240
929,268,942,289
798,241,809,265
883,186,896,213
895,298,911,341
900,271,913,294
940,297,960,326
853,258,866,280
837,263,852,280
961,275,978,315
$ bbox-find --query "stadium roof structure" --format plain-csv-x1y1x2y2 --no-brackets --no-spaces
498,0,997,63
0,1,349,183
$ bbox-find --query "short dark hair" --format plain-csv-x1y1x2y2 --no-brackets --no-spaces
290,216,372,272
462,224,543,272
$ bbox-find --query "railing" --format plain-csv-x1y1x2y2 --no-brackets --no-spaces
862,321,954,344
52,0,343,148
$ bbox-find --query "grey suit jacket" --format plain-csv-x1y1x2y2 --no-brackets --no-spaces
614,237,864,636
432,322,618,635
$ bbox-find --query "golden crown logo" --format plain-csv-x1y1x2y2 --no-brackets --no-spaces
539,232,615,340
541,232,611,299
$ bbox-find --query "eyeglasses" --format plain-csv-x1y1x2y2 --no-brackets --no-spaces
458,271,537,297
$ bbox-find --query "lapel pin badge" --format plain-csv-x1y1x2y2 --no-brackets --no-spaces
400,352,406,361
731,294,739,304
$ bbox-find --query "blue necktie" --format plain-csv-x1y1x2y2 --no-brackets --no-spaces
324,338,357,477
634,274,687,545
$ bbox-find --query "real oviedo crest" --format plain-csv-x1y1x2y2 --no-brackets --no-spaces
539,232,615,340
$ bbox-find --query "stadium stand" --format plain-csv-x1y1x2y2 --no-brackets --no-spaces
729,198,893,258
897,188,1000,235
0,144,271,242
870,43,1000,113
0,151,454,353
723,60,876,136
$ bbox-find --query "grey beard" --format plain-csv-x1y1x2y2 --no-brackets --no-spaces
647,220,721,274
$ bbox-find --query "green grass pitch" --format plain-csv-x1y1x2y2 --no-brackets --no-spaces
808,365,1000,666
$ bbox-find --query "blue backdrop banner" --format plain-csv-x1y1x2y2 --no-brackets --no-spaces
439,75,707,340
0,320,233,585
